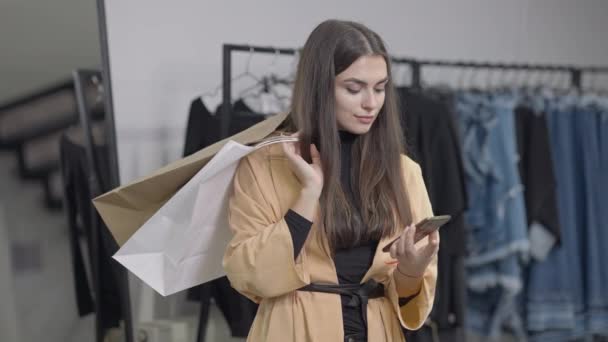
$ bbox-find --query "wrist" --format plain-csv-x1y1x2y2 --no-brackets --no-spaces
394,265,424,298
396,265,424,279
300,187,321,199
291,188,320,222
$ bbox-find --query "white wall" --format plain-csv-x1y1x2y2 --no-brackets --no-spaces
103,0,608,326
0,0,101,103
105,0,608,185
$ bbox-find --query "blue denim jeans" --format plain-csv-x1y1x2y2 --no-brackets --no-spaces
455,92,529,268
527,94,608,340
525,97,578,340
455,91,529,338
579,101,608,336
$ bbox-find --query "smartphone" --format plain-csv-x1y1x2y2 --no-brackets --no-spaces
382,215,451,253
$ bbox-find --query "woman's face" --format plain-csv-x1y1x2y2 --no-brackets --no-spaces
334,54,388,134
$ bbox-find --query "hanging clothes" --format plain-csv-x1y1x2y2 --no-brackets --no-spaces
397,87,468,342
527,91,608,341
59,129,130,340
452,90,530,340
183,98,266,157
183,97,265,340
514,105,561,261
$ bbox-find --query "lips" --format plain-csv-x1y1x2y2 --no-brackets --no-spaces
355,115,374,124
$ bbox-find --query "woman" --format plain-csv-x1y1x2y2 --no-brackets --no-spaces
223,19,438,342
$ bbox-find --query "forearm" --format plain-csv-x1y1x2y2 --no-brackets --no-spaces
285,188,319,258
394,265,424,298
290,188,320,221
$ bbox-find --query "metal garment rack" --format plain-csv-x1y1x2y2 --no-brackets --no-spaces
73,69,134,342
221,44,299,138
221,43,608,139
392,57,608,91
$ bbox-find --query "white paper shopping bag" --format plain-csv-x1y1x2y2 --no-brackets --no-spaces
113,136,297,296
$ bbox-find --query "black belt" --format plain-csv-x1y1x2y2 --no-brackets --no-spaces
298,279,385,333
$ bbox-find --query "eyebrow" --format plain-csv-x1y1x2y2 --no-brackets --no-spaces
343,77,389,86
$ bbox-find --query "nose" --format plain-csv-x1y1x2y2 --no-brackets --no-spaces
362,90,379,111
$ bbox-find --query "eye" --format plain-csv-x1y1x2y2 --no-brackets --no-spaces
374,88,385,94
347,88,361,94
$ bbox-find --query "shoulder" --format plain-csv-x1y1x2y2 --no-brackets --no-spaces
235,141,287,183
400,154,433,216
400,154,423,182
241,142,285,165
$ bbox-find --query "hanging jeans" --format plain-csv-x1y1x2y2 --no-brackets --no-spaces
598,102,608,328
529,95,608,341
526,97,579,341
578,102,608,336
454,91,529,339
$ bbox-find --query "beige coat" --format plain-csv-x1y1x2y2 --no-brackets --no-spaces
223,143,437,341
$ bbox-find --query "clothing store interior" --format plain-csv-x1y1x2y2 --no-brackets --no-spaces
1,1,608,342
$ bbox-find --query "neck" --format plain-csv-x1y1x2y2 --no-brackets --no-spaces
339,129,359,144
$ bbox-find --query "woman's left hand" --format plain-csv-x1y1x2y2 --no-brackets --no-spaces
389,224,439,278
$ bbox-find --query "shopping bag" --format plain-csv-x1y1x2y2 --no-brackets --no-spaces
112,135,297,296
93,111,289,246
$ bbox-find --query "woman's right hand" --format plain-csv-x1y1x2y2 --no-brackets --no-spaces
282,133,324,197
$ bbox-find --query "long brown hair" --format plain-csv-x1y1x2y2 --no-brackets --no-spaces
288,19,412,251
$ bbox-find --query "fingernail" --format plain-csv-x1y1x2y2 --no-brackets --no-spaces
384,260,399,265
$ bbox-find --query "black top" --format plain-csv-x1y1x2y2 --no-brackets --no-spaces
59,134,128,334
183,98,265,157
514,106,561,244
284,130,378,339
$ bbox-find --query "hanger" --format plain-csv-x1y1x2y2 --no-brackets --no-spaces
238,47,281,101
457,66,469,91
199,46,264,113
267,48,297,110
494,68,512,96
468,67,488,96
238,48,294,114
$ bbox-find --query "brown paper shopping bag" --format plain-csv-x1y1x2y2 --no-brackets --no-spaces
93,111,289,247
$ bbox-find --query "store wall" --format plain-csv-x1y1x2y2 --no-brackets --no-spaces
0,0,101,103
104,0,608,185
103,1,608,322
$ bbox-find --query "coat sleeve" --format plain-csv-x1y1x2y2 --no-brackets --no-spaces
222,154,311,303
386,159,438,330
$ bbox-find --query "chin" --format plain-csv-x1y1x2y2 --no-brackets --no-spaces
348,125,372,134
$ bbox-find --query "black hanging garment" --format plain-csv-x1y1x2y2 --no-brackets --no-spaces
398,87,468,342
514,105,561,260
184,97,265,340
59,129,130,339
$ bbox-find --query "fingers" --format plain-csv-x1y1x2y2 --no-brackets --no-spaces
310,144,321,165
395,224,414,257
421,230,440,258
282,140,301,158
428,229,440,245
403,224,415,252
389,241,398,260
281,141,295,159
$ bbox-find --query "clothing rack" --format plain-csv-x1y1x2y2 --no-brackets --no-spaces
220,43,608,139
221,44,299,138
392,57,608,91
73,69,134,342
